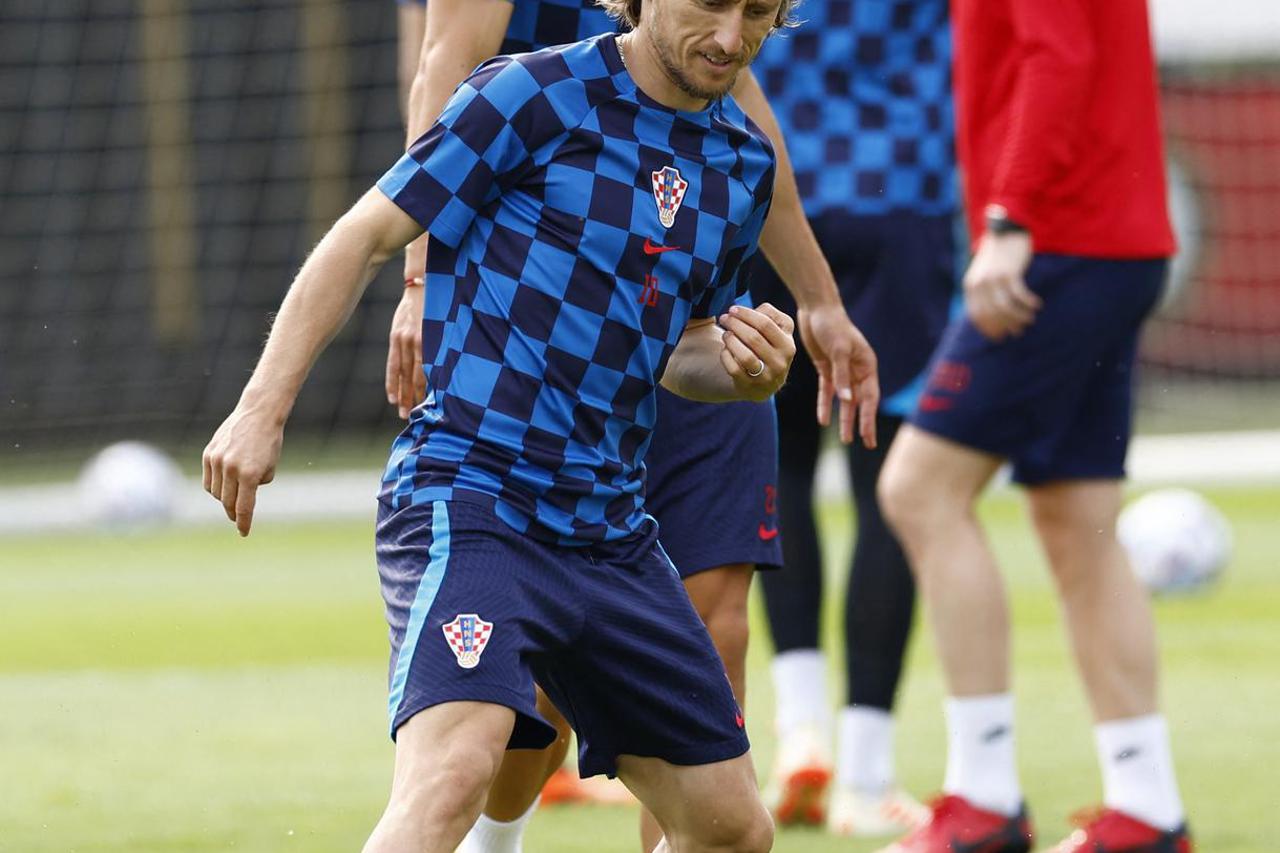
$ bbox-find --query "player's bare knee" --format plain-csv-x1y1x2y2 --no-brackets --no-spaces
393,739,499,820
740,803,775,853
703,602,750,673
713,802,773,853
1029,492,1121,589
877,458,932,544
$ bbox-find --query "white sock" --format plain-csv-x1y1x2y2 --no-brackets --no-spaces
456,796,540,853
836,705,895,795
771,649,830,734
1095,714,1184,830
942,693,1021,817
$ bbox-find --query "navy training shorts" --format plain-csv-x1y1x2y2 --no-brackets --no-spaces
376,496,750,778
910,254,1166,485
645,387,782,577
751,211,957,405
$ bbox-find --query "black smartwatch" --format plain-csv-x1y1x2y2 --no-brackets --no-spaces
984,203,1028,236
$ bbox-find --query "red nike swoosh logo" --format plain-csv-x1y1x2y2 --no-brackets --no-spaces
643,238,681,255
918,393,954,412
757,523,779,541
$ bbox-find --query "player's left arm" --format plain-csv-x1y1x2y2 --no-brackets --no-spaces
730,70,879,447
661,305,795,403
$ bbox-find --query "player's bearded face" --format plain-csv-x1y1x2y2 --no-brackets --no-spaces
646,0,781,102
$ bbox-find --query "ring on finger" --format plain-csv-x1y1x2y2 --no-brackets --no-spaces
746,359,765,378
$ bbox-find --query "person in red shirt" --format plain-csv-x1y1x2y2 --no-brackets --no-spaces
875,2,1192,852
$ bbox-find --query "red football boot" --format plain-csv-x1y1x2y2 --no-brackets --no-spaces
1041,808,1192,853
538,767,588,806
877,794,1033,853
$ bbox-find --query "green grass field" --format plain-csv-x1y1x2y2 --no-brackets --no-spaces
2,486,1277,852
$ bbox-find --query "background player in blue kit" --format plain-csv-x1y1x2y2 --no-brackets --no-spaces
386,1,883,849
748,0,955,836
203,2,881,850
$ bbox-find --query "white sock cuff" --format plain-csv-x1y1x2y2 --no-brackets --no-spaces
1094,713,1184,830
465,795,540,853
771,649,830,732
945,692,1015,722
836,704,895,793
1094,713,1166,750
943,692,1021,817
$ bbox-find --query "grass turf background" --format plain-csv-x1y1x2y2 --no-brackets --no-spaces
2,486,1276,851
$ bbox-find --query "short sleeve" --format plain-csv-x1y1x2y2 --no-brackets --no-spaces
690,196,773,320
376,56,552,247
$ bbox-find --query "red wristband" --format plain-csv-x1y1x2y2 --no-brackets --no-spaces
404,276,424,288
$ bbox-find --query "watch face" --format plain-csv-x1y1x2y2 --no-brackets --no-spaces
985,204,1026,235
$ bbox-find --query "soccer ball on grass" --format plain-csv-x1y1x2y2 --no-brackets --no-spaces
1117,488,1231,595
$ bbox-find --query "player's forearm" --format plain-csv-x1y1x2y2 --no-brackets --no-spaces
661,322,750,403
406,44,475,147
990,1,1096,228
402,5,509,278
405,0,510,147
401,47,474,277
239,195,408,422
731,72,842,312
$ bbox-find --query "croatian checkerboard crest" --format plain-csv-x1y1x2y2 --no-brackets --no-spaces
651,166,689,228
441,613,494,669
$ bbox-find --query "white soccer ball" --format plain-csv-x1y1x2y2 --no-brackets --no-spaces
1117,488,1232,595
78,441,184,529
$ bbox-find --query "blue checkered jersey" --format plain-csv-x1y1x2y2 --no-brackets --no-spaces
752,0,955,217
376,35,776,545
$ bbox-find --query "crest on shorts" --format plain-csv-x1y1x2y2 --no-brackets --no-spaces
442,613,494,669
651,166,689,229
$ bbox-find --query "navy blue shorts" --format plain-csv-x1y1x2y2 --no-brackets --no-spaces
376,497,750,777
910,255,1166,485
645,387,782,577
751,212,957,405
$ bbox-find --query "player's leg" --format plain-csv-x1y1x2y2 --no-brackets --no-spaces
684,563,754,700
877,427,1031,853
1027,482,1188,848
638,561,755,851
829,412,929,836
364,701,514,853
457,688,572,853
1018,260,1188,848
641,385,779,846
620,753,774,853
876,301,1044,852
879,430,1007,689
753,324,835,824
374,499,569,853
1028,481,1157,722
537,523,760,852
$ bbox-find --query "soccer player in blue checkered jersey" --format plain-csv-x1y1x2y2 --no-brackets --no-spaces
387,2,885,850
747,0,957,837
204,2,881,851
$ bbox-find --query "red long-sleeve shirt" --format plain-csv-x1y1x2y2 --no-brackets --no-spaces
953,0,1175,258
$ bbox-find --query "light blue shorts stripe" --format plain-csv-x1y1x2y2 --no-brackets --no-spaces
387,500,451,736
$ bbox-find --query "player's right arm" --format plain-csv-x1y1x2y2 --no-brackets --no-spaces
209,56,558,536
204,190,424,537
662,306,796,404
388,0,513,419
